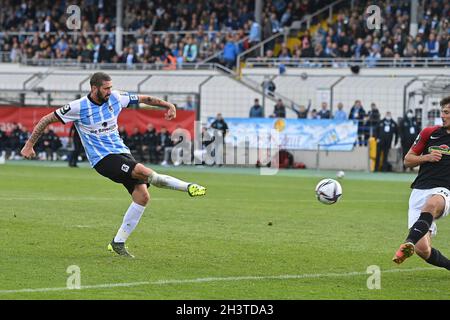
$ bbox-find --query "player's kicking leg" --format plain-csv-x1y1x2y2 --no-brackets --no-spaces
393,193,446,266
132,163,206,197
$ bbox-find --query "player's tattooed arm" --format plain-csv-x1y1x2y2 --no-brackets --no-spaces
138,95,176,120
21,112,59,159
28,112,59,145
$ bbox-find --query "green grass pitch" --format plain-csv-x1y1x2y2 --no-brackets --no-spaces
0,162,448,299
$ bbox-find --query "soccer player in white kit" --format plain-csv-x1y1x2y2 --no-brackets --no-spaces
21,72,206,258
392,96,450,270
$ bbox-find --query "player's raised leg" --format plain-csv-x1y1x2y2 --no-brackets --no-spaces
108,184,149,258
132,163,206,197
393,194,443,264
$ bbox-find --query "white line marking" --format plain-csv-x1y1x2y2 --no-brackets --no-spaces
0,267,439,294
0,197,405,203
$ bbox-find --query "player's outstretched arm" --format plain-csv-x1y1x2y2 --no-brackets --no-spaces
404,149,442,168
21,112,60,159
138,95,176,120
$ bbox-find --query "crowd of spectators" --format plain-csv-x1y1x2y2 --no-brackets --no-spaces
0,123,62,161
0,0,333,67
118,124,191,165
0,121,188,165
258,0,449,65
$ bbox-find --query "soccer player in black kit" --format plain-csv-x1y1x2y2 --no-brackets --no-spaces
393,96,450,271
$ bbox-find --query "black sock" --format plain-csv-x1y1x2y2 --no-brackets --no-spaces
405,212,433,244
425,248,450,270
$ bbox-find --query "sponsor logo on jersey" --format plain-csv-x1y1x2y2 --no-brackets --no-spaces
429,144,450,155
89,123,117,135
60,104,71,115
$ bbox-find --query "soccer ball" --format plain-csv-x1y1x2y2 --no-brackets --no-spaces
315,179,343,205
336,170,345,179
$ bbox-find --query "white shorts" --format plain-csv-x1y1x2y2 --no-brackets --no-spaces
408,188,450,236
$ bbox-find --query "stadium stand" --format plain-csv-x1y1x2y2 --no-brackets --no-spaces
0,0,449,170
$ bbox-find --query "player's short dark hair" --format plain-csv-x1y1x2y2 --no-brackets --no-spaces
440,96,450,108
90,72,111,88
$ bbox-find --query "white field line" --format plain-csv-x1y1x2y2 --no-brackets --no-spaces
0,197,404,203
0,267,439,294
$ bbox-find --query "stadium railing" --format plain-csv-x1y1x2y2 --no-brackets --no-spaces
245,57,450,68
17,59,228,71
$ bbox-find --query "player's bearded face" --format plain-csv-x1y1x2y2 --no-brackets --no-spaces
96,81,112,103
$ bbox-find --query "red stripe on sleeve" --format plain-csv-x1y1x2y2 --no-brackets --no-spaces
411,125,440,155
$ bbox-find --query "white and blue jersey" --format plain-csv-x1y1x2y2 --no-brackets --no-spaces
54,90,139,167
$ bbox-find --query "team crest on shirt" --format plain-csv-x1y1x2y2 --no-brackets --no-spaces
108,105,113,112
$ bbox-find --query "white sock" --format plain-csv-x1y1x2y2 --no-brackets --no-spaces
148,172,189,191
114,202,146,243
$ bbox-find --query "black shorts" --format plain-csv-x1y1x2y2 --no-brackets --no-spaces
94,153,148,194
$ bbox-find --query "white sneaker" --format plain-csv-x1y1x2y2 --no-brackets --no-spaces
160,160,168,166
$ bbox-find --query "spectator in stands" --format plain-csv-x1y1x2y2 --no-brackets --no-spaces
223,34,239,69
163,49,177,70
182,96,196,111
349,100,366,146
248,18,261,47
365,44,381,67
353,38,369,58
333,102,347,120
158,126,173,166
366,102,381,137
249,98,264,118
119,126,129,146
292,100,311,119
151,36,166,61
142,124,158,164
210,113,229,166
272,99,286,118
39,128,60,161
8,124,23,159
309,109,320,119
300,41,315,58
262,15,273,51
68,123,82,167
375,111,398,172
93,36,108,63
426,33,440,58
125,47,138,68
317,102,331,119
183,36,198,62
129,127,144,162
210,113,229,139
262,76,276,97
0,126,6,159
399,109,421,172
277,42,292,62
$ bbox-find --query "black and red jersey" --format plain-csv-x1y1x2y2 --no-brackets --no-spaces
410,125,450,189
